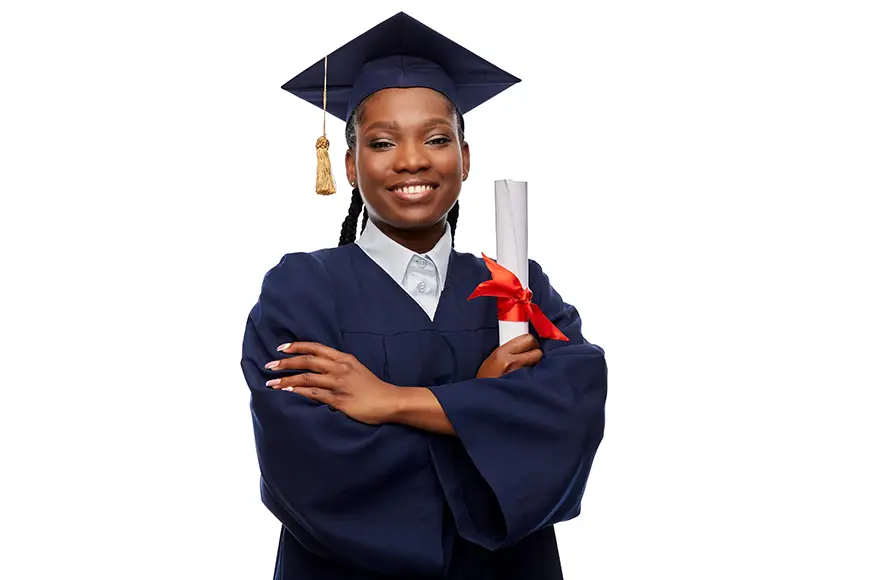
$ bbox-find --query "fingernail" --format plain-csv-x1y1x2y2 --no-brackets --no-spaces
266,379,280,387
264,361,279,370
277,343,291,352
283,387,294,392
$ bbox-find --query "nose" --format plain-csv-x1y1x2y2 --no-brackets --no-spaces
392,141,431,174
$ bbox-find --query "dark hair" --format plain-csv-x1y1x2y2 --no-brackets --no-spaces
338,95,465,247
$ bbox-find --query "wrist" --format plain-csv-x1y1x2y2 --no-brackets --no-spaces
388,386,436,424
382,384,413,424
385,386,456,436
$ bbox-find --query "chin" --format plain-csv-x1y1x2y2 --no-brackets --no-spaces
383,209,444,230
375,195,457,230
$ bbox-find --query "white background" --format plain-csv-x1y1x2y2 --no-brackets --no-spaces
2,1,868,578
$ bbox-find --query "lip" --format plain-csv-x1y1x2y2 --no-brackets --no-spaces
387,180,439,202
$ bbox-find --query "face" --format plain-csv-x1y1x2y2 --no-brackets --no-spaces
345,87,470,231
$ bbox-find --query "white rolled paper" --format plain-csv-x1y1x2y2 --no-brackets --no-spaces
494,179,529,345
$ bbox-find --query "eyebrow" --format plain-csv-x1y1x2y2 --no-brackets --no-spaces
363,117,453,132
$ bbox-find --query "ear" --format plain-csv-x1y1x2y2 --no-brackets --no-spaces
345,148,356,187
461,141,471,182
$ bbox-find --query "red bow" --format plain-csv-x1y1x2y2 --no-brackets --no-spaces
468,254,569,341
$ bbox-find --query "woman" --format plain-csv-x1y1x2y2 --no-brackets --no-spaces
240,12,607,580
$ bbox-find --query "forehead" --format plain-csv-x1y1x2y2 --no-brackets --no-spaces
358,87,454,124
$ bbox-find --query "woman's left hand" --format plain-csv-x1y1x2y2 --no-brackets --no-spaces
264,342,400,426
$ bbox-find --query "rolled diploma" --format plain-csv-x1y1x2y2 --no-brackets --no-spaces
494,179,529,345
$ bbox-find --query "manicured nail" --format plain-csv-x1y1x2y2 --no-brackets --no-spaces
264,361,279,370
283,387,294,392
266,379,280,387
277,343,291,352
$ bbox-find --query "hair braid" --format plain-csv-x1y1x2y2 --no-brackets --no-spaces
338,187,364,246
447,201,459,248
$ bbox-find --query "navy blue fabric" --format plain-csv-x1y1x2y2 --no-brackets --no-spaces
240,244,607,579
281,12,521,121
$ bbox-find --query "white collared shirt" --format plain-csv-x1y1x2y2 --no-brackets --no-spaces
356,221,452,320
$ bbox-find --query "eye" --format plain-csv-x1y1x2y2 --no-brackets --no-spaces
369,140,394,150
427,136,451,146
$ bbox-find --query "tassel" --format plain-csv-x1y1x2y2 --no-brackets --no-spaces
315,135,336,195
314,55,336,195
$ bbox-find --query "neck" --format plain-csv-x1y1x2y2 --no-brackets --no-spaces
372,218,447,254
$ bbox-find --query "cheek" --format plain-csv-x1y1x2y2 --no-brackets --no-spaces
357,151,391,184
434,150,463,178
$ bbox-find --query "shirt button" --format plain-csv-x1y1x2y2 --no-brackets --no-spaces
416,281,427,293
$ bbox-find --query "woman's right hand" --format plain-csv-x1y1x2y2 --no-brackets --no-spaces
476,334,543,379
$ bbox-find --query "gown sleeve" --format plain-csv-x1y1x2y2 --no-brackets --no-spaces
426,259,608,551
240,252,447,579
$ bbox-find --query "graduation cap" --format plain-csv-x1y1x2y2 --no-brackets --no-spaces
282,11,521,195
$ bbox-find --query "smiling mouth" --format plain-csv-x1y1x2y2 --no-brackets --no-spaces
388,183,438,200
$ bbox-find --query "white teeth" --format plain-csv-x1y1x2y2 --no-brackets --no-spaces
396,185,434,195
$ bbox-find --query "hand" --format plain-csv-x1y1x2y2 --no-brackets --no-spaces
477,334,543,379
264,342,400,426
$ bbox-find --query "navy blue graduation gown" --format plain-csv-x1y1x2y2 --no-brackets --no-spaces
240,243,607,580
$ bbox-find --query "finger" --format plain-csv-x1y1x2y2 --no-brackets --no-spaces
514,348,543,367
278,341,349,362
503,333,539,354
505,349,543,374
266,372,336,391
285,386,335,405
265,354,343,375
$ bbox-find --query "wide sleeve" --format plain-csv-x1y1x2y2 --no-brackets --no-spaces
240,252,447,579
426,259,607,551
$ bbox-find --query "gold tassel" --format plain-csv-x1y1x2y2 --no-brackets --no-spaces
315,135,336,195
314,56,336,195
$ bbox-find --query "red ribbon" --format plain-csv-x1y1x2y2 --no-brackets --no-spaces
468,254,569,341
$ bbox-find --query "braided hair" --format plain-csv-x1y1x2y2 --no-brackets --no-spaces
338,97,465,247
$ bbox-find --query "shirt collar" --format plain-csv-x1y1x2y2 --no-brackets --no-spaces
356,220,453,287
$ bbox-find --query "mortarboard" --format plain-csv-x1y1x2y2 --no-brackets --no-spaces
281,11,521,195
